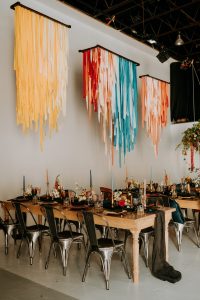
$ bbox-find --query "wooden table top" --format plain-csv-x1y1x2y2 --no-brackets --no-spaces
176,197,200,210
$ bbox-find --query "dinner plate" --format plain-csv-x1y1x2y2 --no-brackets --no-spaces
103,210,127,216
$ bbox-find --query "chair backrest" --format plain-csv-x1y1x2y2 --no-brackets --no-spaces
82,211,98,249
100,187,112,201
41,205,73,241
40,205,58,241
0,201,16,224
169,199,185,224
12,202,35,235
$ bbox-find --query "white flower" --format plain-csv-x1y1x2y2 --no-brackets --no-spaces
51,188,60,198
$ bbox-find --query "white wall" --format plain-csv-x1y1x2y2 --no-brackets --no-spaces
0,0,191,199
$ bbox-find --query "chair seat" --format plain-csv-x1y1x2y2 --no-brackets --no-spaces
58,230,83,240
27,225,49,232
140,227,154,234
98,238,124,248
185,218,195,223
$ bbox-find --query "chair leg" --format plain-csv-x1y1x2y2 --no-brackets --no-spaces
59,239,72,276
121,248,131,279
17,239,24,258
5,232,8,255
82,250,92,282
45,242,54,270
140,234,150,267
102,226,107,238
53,243,57,257
100,249,113,290
192,223,200,248
28,232,40,265
4,224,16,255
174,223,184,252
38,234,42,253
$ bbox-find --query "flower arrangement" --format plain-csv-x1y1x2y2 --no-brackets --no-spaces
113,191,132,207
176,121,200,171
51,175,65,199
24,185,41,198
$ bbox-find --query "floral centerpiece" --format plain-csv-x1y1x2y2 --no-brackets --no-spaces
113,190,132,207
51,175,65,199
24,185,41,198
176,121,200,171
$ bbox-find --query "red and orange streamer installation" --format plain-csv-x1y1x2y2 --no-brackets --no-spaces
82,47,138,166
141,76,169,156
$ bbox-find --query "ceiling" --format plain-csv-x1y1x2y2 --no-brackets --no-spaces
58,0,200,64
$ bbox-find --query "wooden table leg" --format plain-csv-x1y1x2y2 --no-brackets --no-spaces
165,215,170,261
130,230,140,283
38,215,42,224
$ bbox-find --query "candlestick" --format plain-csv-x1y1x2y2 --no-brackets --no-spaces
46,170,49,197
164,169,168,186
90,169,92,190
125,166,128,188
144,179,146,198
111,169,114,207
46,170,49,184
23,176,25,194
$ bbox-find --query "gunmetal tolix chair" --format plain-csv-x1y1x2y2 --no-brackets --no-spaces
169,199,200,251
82,211,131,290
12,201,48,265
0,200,18,255
41,205,85,276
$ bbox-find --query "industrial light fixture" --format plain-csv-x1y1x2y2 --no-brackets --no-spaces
131,29,137,34
175,32,184,46
147,38,157,44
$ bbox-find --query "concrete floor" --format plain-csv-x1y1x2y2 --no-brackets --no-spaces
0,227,199,300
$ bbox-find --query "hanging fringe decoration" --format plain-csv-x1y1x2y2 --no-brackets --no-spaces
14,6,69,148
141,76,169,156
82,47,138,166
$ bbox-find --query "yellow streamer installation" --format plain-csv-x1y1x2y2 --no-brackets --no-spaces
14,6,69,148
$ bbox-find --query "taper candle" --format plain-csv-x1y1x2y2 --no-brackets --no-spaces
144,179,146,197
46,169,49,183
150,166,152,183
23,176,25,193
111,169,114,207
90,169,92,190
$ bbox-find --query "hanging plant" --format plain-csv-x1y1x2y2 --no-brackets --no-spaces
176,120,200,171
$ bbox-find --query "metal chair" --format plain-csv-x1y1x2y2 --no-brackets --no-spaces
12,201,48,265
41,205,85,276
169,198,200,251
192,209,200,235
82,211,131,290
0,201,19,255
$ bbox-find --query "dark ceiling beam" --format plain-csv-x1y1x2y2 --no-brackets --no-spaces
131,0,198,27
94,0,140,18
168,0,199,25
64,0,130,31
104,0,152,18
181,38,200,46
157,22,200,38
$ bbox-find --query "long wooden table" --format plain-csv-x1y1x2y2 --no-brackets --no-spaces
3,201,174,283
176,197,200,210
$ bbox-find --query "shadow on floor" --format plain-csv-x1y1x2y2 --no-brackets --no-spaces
0,268,78,300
